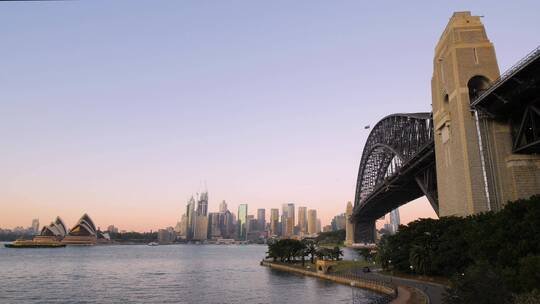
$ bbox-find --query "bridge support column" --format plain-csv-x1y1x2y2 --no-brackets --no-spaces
353,219,376,244
432,12,502,216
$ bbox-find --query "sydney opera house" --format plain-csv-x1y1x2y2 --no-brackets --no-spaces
34,214,108,245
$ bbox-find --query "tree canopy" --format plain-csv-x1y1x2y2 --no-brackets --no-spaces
376,195,540,303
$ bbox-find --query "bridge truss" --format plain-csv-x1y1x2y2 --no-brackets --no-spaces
352,113,437,242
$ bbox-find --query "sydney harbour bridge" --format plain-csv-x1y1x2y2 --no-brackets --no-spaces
351,12,540,243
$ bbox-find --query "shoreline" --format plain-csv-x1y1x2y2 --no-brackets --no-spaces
261,260,397,298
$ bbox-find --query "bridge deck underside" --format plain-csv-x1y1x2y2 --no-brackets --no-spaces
473,47,540,153
472,48,540,118
353,144,435,223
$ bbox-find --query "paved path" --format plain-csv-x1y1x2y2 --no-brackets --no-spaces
351,269,447,304
390,286,411,304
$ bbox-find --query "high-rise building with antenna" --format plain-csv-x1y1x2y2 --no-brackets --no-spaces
197,191,208,216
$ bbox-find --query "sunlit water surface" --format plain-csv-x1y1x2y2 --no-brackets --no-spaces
0,244,381,304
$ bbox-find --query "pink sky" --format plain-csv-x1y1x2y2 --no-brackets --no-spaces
1,2,537,232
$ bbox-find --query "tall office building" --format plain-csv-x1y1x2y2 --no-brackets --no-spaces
269,208,279,236
389,208,401,234
222,209,235,238
219,200,228,213
297,207,307,235
197,191,208,216
281,203,295,237
316,219,321,233
331,214,346,231
208,212,222,238
192,214,208,241
247,215,257,233
307,209,317,235
237,204,248,240
31,218,39,234
257,209,265,232
185,196,197,240
176,215,187,238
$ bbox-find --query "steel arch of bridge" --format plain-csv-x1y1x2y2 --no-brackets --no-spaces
353,113,438,230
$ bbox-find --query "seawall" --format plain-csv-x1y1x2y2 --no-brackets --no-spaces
261,261,397,297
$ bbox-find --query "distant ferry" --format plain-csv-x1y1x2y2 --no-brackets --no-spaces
4,239,66,248
147,242,159,246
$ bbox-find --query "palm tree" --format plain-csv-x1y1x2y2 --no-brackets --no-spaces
409,244,432,274
332,246,344,261
303,239,318,264
316,248,332,260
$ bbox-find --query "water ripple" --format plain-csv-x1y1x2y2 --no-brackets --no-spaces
0,243,382,304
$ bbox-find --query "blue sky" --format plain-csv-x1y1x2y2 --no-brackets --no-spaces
1,1,539,230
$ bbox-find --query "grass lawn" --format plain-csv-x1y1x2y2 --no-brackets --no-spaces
317,243,344,248
334,260,379,272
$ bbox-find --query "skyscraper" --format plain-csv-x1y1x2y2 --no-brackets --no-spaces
307,209,317,235
281,203,295,237
222,209,235,238
270,208,279,236
257,208,265,232
331,213,346,231
197,191,208,216
219,200,228,213
192,214,208,241
297,207,307,235
178,214,187,238
208,212,222,238
389,208,401,234
185,196,197,240
237,204,248,240
247,215,257,233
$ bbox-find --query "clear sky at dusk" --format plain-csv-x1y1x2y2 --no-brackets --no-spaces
1,1,539,231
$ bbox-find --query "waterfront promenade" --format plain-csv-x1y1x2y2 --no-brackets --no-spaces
260,260,432,304
351,269,445,304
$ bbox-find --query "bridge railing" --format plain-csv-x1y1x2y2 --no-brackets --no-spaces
472,44,540,106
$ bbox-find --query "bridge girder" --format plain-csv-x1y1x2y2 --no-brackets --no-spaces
352,113,437,243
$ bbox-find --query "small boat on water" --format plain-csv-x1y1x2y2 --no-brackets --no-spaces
4,239,66,248
147,242,159,246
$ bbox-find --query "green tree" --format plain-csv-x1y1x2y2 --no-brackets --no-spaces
316,248,333,260
443,261,512,304
266,239,306,263
303,239,318,264
358,247,372,262
513,290,540,304
332,246,344,261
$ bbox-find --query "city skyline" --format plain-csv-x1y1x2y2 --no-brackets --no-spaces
0,187,430,232
2,2,539,231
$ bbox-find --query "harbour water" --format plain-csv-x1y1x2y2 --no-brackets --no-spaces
0,243,381,304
